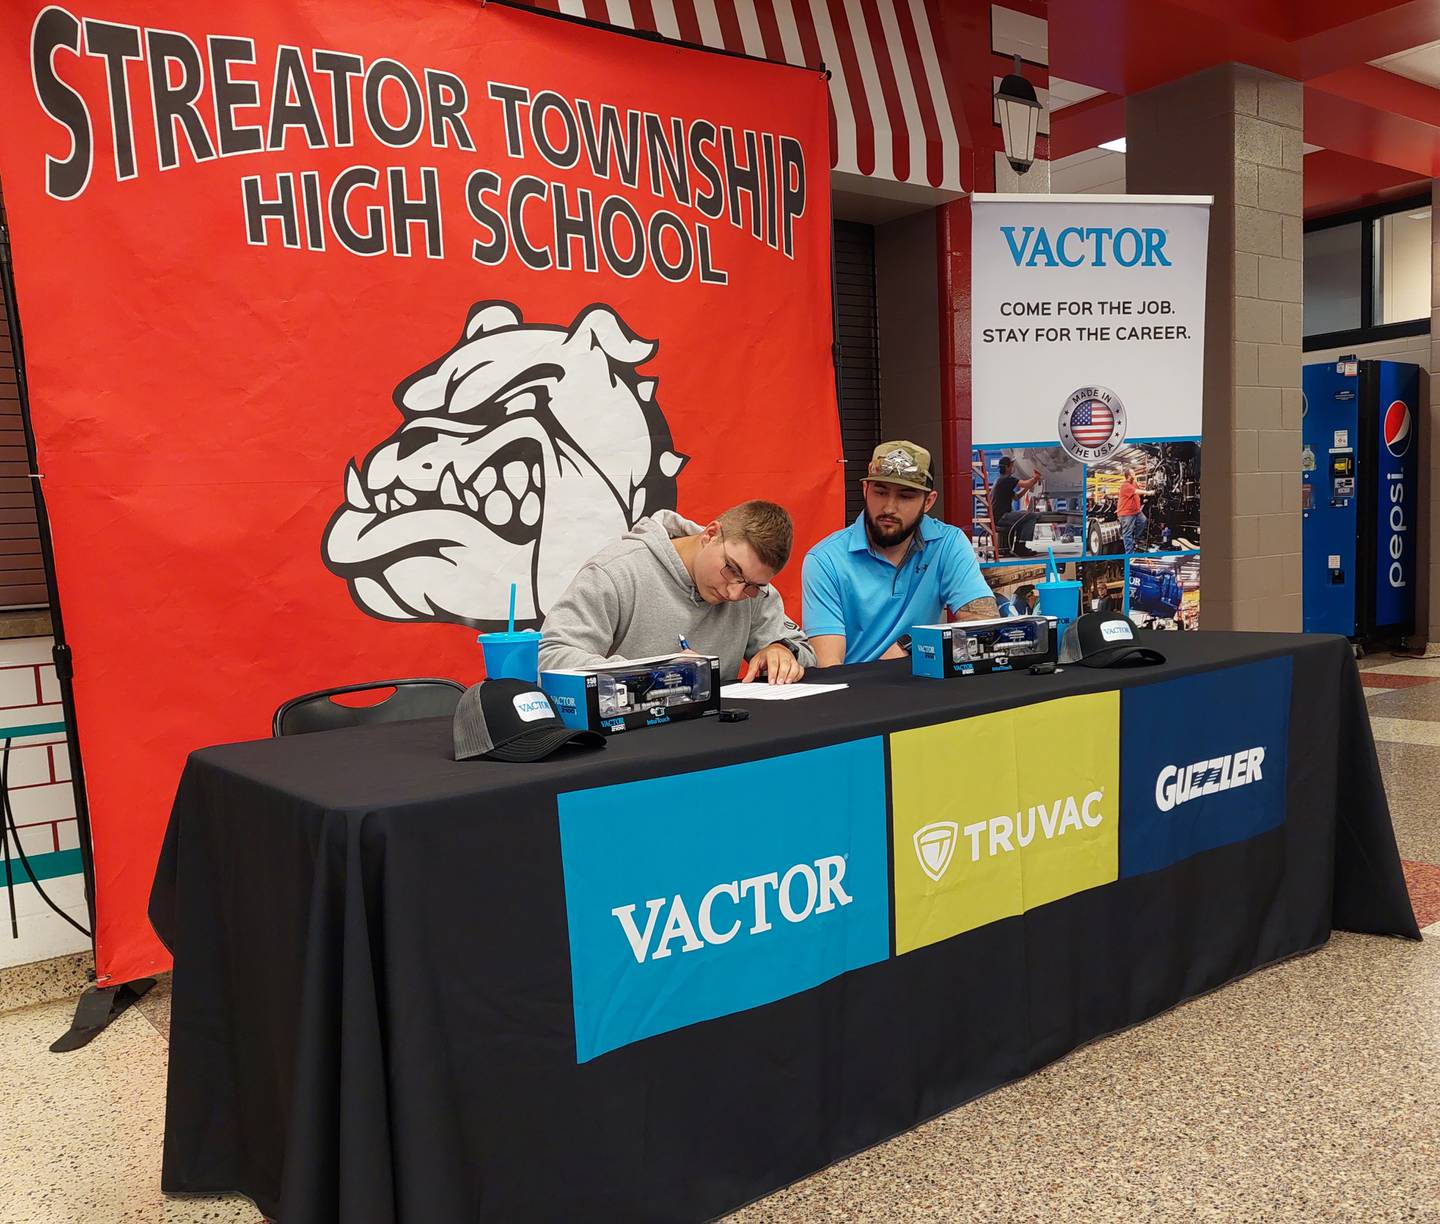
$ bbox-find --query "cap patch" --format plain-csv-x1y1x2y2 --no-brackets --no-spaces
512,692,554,722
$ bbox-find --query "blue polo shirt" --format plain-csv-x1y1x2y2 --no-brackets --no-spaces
802,514,992,663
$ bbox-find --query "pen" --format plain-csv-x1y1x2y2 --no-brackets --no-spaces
678,634,691,651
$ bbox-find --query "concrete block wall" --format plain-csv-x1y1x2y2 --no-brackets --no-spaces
0,635,86,973
1127,64,1303,631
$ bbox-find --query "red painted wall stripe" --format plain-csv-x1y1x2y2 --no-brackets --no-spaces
823,0,875,175
857,0,911,184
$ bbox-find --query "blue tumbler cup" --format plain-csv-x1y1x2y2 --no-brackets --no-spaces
1034,579,1082,639
479,630,543,683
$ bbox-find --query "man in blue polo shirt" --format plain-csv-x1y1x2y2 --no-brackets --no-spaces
803,440,998,665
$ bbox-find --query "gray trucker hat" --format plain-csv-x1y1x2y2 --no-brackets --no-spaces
1059,611,1166,668
453,678,606,762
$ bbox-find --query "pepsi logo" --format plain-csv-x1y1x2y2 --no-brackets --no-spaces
1384,399,1412,457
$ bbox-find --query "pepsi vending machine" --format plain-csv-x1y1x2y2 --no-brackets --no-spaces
1301,358,1418,642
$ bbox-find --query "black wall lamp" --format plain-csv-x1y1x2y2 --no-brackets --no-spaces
995,54,1041,175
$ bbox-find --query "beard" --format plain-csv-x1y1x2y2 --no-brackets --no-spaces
865,509,920,549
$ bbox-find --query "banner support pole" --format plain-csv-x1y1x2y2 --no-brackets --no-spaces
0,203,102,965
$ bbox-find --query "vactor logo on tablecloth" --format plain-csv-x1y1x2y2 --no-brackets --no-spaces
558,739,889,1062
322,299,687,631
609,856,853,962
1120,658,1292,878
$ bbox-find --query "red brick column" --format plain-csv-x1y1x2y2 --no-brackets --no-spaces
936,197,972,529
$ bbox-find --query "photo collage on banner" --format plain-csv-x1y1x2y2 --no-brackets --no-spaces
970,196,1211,632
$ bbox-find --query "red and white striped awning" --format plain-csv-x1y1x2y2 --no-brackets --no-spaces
527,0,969,191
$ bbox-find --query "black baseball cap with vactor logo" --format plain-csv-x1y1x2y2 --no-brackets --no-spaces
453,678,607,762
1058,611,1167,668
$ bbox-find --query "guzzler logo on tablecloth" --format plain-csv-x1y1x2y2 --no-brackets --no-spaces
1120,657,1292,878
558,739,888,1062
1154,747,1265,812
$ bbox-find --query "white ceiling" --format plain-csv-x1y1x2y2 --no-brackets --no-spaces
991,3,1048,66
1047,76,1106,111
1372,39,1440,86
1050,148,1127,194
1043,76,1306,171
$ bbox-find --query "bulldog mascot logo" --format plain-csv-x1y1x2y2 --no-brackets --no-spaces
322,300,687,629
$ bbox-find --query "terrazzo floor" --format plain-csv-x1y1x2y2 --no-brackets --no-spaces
0,651,1437,1223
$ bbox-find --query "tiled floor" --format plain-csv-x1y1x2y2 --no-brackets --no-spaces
1,651,1437,1224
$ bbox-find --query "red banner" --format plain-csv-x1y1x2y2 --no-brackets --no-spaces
0,0,840,982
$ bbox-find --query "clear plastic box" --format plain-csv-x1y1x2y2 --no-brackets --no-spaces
596,659,715,719
949,618,1053,664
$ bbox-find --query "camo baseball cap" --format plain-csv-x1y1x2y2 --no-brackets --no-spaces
866,440,934,492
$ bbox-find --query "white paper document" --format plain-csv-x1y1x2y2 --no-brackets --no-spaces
719,682,849,701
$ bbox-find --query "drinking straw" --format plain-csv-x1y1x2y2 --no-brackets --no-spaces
508,583,517,634
1047,549,1059,582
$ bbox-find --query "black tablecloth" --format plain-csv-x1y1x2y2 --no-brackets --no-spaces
150,631,1417,1223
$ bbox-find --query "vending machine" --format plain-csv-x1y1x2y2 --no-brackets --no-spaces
1301,358,1418,643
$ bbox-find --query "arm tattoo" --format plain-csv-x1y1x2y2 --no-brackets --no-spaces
953,596,1000,621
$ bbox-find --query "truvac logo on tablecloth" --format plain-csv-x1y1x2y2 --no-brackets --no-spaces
558,739,889,1061
891,692,1120,954
955,790,1107,864
913,821,959,881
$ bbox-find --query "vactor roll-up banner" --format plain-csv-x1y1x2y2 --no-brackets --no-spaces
970,194,1211,632
0,0,840,984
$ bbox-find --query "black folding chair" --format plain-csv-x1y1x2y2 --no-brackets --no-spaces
272,678,465,737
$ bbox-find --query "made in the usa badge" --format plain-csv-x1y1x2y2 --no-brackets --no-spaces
1059,386,1128,463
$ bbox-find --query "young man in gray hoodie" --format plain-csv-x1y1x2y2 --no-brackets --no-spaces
539,500,814,684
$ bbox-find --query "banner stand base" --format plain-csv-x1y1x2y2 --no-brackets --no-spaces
50,979,155,1053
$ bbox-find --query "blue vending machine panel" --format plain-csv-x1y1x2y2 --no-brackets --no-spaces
1370,361,1419,634
1302,361,1360,637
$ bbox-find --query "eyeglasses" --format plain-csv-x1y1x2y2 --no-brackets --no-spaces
717,528,768,598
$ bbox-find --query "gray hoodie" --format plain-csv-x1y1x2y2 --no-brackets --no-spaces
539,510,814,681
